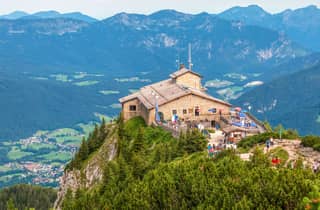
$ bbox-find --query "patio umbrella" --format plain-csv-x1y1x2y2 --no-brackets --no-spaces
234,107,242,112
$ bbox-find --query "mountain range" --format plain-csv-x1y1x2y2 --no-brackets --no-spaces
3,5,320,51
0,6,320,138
0,10,310,76
0,10,97,23
219,5,320,51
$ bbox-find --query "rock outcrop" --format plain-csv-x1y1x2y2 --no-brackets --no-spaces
54,126,118,209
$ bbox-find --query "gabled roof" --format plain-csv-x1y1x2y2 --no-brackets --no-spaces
169,67,202,79
119,78,231,109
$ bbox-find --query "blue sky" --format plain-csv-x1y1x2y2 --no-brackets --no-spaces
1,0,320,19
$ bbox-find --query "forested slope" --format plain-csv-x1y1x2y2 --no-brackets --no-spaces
58,117,320,209
0,184,56,210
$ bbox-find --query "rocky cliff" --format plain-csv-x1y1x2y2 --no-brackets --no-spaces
54,124,118,209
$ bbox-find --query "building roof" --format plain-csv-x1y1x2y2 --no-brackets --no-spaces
119,77,231,109
169,67,202,79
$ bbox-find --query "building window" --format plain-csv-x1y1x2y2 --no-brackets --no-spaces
172,109,177,115
188,108,193,114
183,109,187,114
195,106,200,116
129,105,137,111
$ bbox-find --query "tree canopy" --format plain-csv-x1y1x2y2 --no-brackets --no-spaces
61,117,320,209
0,184,56,210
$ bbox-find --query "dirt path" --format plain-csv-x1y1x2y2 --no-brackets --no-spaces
242,139,320,167
273,139,320,166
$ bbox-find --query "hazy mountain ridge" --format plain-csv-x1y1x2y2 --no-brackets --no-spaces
0,18,89,35
0,11,309,76
219,5,320,51
0,10,97,23
234,63,320,135
3,4,320,53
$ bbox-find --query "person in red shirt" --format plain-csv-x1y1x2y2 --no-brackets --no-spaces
272,156,281,166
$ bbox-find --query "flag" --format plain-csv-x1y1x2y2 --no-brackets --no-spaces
155,99,160,122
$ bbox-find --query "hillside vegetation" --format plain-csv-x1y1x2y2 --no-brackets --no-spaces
0,184,56,210
60,117,320,209
301,135,320,151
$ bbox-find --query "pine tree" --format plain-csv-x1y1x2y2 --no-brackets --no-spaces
99,118,106,135
78,138,89,161
183,129,206,154
7,198,17,210
117,113,125,140
62,189,75,210
131,127,145,153
131,154,146,179
96,119,108,148
249,148,270,168
118,154,129,183
176,132,187,156
88,124,99,153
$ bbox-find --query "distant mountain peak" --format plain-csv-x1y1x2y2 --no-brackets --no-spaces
223,4,268,14
293,5,319,13
33,10,61,18
0,11,29,19
106,12,146,26
246,4,266,10
218,4,271,22
305,5,318,9
150,9,190,18
7,11,28,16
62,12,98,23
0,10,97,23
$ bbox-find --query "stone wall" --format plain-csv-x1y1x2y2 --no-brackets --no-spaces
148,94,230,123
122,98,149,123
176,72,201,89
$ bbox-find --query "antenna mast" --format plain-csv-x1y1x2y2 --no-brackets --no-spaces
188,43,193,70
175,54,180,69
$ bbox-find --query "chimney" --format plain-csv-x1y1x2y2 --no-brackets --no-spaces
179,63,185,69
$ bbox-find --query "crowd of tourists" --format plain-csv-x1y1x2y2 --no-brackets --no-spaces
207,143,225,157
231,110,258,129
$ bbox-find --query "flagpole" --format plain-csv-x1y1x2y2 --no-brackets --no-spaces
152,91,160,123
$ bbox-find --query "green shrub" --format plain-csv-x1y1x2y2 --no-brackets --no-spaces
238,132,276,149
238,128,301,150
124,116,146,137
207,129,215,134
302,136,320,146
313,143,320,152
301,136,320,151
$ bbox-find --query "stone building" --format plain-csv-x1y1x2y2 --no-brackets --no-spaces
119,66,232,126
